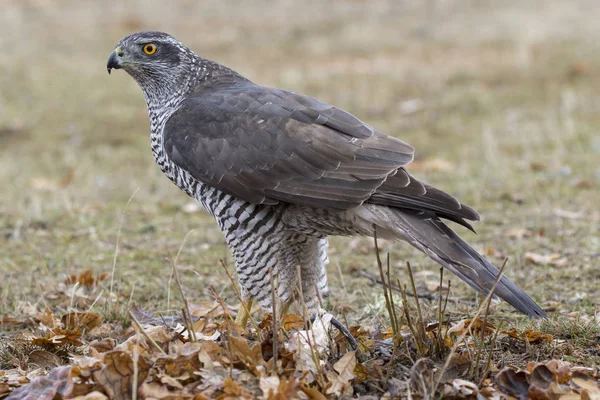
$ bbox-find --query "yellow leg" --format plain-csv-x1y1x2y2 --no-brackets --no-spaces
235,299,253,327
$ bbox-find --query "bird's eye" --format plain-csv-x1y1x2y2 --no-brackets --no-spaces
143,43,157,55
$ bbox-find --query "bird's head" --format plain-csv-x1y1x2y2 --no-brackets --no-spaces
107,31,197,103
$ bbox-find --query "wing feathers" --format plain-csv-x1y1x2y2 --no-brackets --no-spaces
164,84,479,225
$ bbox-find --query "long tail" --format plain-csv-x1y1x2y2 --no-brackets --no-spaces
357,206,547,318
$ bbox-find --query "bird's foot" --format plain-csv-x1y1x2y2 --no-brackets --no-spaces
330,316,359,351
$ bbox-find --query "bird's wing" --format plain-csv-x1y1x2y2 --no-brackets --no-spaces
163,84,414,209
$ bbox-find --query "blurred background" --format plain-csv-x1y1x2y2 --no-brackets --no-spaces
1,0,598,319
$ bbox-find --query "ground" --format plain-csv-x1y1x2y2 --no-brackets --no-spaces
0,0,599,398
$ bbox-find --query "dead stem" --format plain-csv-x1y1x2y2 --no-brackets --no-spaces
219,259,263,341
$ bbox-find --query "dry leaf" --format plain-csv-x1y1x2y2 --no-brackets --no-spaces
73,391,109,399
333,351,356,383
27,350,62,370
448,318,496,337
5,365,73,400
281,314,304,331
229,335,263,366
287,313,333,373
572,372,600,397
65,270,108,287
496,368,530,400
524,252,568,267
221,377,253,399
441,379,479,398
300,386,327,400
260,376,280,398
92,351,149,400
62,312,102,331
505,228,532,239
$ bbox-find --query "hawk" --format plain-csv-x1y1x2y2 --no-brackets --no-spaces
107,31,546,324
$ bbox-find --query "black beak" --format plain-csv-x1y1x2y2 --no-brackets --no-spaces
107,51,122,74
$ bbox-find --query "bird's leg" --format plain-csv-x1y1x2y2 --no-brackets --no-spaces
235,299,253,327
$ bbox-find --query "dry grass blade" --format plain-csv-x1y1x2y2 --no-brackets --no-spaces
406,262,427,347
129,310,167,355
373,226,398,339
470,258,509,380
431,259,509,396
171,229,197,342
219,259,263,341
270,268,278,374
108,188,139,313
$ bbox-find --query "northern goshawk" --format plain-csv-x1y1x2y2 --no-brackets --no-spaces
107,31,546,322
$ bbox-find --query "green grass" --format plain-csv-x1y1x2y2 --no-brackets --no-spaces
1,0,599,369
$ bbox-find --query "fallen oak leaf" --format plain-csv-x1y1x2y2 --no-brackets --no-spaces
524,252,568,266
501,329,553,344
272,377,299,400
229,335,263,366
495,368,530,400
571,372,600,397
448,318,496,337
5,365,73,400
219,377,253,399
333,351,356,384
62,312,102,331
65,270,108,287
281,314,304,331
326,351,356,396
92,351,150,400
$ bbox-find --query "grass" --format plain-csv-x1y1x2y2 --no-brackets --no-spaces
1,0,599,381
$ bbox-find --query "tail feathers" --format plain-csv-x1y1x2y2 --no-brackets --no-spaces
361,206,547,319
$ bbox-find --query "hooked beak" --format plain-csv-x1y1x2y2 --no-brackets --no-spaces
107,47,124,74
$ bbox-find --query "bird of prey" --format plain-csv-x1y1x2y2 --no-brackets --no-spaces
107,31,546,324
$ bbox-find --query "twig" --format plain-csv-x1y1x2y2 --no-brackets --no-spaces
397,279,427,357
373,226,398,338
436,268,445,356
386,253,400,338
406,261,427,342
209,287,234,378
471,258,508,379
132,328,140,400
219,259,263,341
431,260,508,396
109,188,139,305
478,321,503,387
171,230,197,341
129,310,167,355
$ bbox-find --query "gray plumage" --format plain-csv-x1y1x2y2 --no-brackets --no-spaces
107,31,546,318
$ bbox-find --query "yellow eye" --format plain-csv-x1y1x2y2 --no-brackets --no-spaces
143,43,157,55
